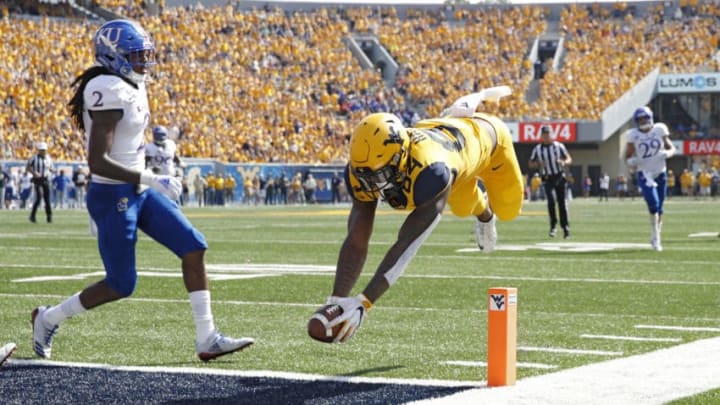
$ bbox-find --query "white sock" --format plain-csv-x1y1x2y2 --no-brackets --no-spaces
189,290,215,344
44,293,87,326
649,213,660,241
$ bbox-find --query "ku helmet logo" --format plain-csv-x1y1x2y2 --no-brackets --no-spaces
490,294,505,311
116,197,129,212
96,27,122,51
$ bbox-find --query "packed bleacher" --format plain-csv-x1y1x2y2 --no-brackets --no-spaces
1,1,719,164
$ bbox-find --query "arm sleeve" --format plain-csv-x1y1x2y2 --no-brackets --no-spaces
413,162,451,207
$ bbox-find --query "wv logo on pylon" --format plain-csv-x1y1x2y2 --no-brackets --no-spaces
489,294,506,311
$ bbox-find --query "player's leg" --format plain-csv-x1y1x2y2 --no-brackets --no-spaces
32,183,140,358
30,183,41,221
543,180,558,236
472,125,524,252
655,172,668,226
479,122,524,222
447,178,496,252
638,172,662,251
554,179,570,238
42,182,52,222
139,190,254,360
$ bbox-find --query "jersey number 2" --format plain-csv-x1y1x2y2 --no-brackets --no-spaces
92,91,104,107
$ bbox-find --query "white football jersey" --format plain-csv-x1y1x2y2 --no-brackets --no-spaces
145,140,177,176
626,123,670,174
83,75,149,184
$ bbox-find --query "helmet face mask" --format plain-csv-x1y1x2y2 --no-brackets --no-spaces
352,153,403,192
349,113,408,193
633,107,654,132
153,125,168,144
94,19,155,84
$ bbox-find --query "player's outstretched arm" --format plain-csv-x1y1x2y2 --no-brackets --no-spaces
313,189,449,343
332,199,377,297
361,187,450,303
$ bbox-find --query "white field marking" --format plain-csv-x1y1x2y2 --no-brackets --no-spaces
404,274,720,286
580,334,682,343
6,262,719,287
688,232,719,237
446,253,720,266
517,346,622,356
4,234,720,253
409,336,720,405
2,293,720,324
4,249,720,268
11,271,278,283
458,242,651,253
6,359,480,388
443,361,557,370
208,263,335,273
635,324,720,333
0,246,69,251
11,272,106,282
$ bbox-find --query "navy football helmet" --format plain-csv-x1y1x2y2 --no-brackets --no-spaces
93,19,155,84
153,125,169,144
633,106,654,132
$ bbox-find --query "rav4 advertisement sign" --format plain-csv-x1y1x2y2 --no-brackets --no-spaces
518,122,577,143
684,140,720,155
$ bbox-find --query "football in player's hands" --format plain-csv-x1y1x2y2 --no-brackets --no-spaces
307,304,344,343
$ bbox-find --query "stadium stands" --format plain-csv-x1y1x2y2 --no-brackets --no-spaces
1,1,719,163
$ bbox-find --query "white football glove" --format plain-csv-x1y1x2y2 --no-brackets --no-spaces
140,170,182,200
441,86,512,118
626,156,638,166
326,294,373,343
659,149,674,159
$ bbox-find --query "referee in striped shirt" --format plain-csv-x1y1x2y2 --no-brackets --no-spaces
26,142,54,223
529,126,573,238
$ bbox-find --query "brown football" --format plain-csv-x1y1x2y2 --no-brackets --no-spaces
307,304,344,343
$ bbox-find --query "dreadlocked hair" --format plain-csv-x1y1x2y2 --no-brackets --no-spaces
68,66,140,132
68,66,110,132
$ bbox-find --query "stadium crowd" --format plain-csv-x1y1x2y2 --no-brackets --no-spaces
1,1,719,165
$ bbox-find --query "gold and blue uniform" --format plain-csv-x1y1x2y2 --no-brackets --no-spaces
346,113,523,221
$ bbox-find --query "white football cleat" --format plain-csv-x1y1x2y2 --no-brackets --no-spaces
476,214,497,253
0,342,16,366
651,237,663,252
196,331,254,362
32,306,59,359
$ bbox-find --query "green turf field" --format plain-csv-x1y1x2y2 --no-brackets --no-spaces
1,198,718,385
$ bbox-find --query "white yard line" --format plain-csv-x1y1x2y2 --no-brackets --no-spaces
635,324,720,333
443,361,557,370
580,334,682,343
518,346,622,356
408,336,720,405
6,262,720,287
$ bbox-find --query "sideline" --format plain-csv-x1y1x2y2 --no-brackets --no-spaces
6,359,479,388
407,336,720,404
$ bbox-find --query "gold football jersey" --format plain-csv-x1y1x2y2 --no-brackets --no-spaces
346,113,496,210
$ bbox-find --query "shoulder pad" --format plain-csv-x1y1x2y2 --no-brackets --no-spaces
84,75,137,111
